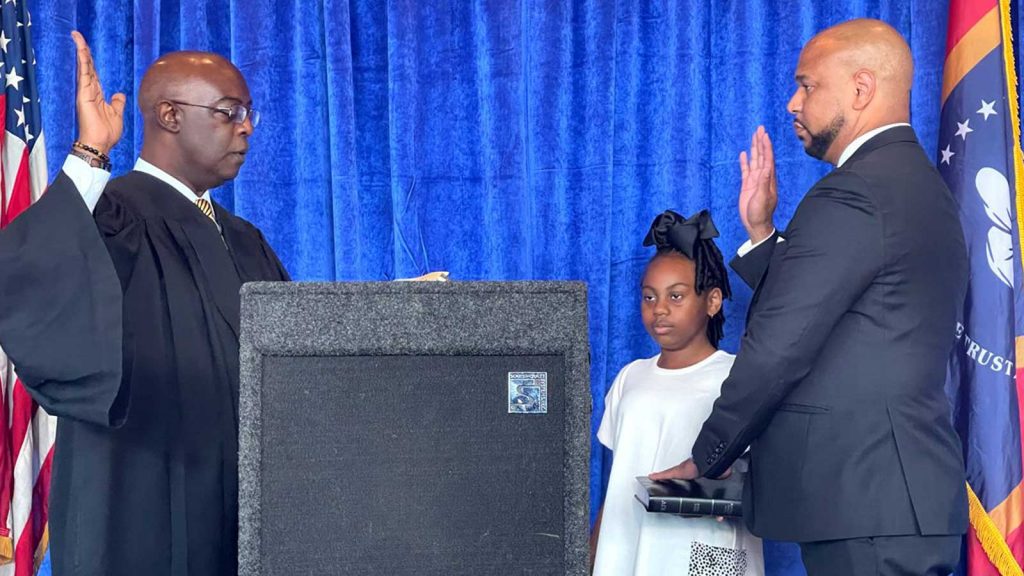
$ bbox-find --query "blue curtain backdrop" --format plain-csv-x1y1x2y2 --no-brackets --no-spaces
25,1,1024,574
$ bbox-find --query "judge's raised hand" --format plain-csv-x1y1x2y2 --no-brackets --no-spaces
738,125,777,244
72,31,125,155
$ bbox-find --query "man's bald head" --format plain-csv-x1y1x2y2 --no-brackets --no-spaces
805,19,913,104
138,51,245,117
787,19,914,164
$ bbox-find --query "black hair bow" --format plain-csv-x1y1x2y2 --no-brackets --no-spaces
642,209,720,259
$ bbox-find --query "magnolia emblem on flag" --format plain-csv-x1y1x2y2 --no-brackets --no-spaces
976,166,1013,287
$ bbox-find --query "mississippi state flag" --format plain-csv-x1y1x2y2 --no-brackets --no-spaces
940,0,1024,574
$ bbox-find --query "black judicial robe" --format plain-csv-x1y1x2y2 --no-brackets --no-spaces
0,170,289,576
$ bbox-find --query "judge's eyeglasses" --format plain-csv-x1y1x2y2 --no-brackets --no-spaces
168,100,261,127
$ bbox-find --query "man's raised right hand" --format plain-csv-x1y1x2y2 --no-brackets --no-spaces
72,31,125,156
738,125,777,244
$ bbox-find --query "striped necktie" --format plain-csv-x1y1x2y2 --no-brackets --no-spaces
195,197,215,222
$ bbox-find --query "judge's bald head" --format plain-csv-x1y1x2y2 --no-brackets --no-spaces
787,19,913,165
138,51,254,194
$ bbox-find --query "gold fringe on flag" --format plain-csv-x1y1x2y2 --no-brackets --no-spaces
1001,0,1024,245
996,0,1024,570
33,523,49,575
0,534,13,565
967,484,1023,575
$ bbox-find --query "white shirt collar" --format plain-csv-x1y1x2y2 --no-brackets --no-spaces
133,157,213,206
836,123,911,167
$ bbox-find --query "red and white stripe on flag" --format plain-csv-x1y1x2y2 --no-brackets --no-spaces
0,1,54,575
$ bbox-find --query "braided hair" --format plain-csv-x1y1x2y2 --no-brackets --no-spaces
643,209,733,347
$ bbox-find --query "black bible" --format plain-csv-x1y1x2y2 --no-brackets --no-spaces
633,471,744,517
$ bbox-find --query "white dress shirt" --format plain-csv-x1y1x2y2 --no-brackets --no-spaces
62,154,218,230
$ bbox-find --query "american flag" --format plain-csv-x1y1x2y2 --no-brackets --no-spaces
0,0,53,575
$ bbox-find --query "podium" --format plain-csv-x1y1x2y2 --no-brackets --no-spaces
237,281,590,575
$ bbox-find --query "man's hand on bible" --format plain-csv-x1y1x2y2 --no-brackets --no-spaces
649,458,700,481
648,458,733,481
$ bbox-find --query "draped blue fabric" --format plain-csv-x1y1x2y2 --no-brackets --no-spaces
28,1,1024,574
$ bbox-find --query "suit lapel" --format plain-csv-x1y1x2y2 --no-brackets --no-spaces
168,211,243,341
217,206,263,283
121,170,245,339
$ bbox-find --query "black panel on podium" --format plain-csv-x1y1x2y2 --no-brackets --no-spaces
238,281,590,576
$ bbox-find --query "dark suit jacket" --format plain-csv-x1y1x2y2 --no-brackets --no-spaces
692,126,969,542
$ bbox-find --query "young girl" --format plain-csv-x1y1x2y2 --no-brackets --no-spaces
591,209,763,576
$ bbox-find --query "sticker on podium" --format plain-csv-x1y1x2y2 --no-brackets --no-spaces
508,372,548,414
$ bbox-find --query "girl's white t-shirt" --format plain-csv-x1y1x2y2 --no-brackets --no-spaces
594,351,764,576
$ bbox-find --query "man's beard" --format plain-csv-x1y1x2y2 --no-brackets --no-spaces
802,113,845,161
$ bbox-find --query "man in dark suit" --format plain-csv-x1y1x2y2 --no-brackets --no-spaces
0,33,289,575
652,19,968,574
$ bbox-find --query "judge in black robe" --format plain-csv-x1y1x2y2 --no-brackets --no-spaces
0,33,289,576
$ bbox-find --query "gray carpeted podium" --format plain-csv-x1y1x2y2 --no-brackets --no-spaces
237,281,590,575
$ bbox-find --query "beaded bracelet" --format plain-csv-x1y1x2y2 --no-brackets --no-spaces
70,149,111,172
73,141,111,163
